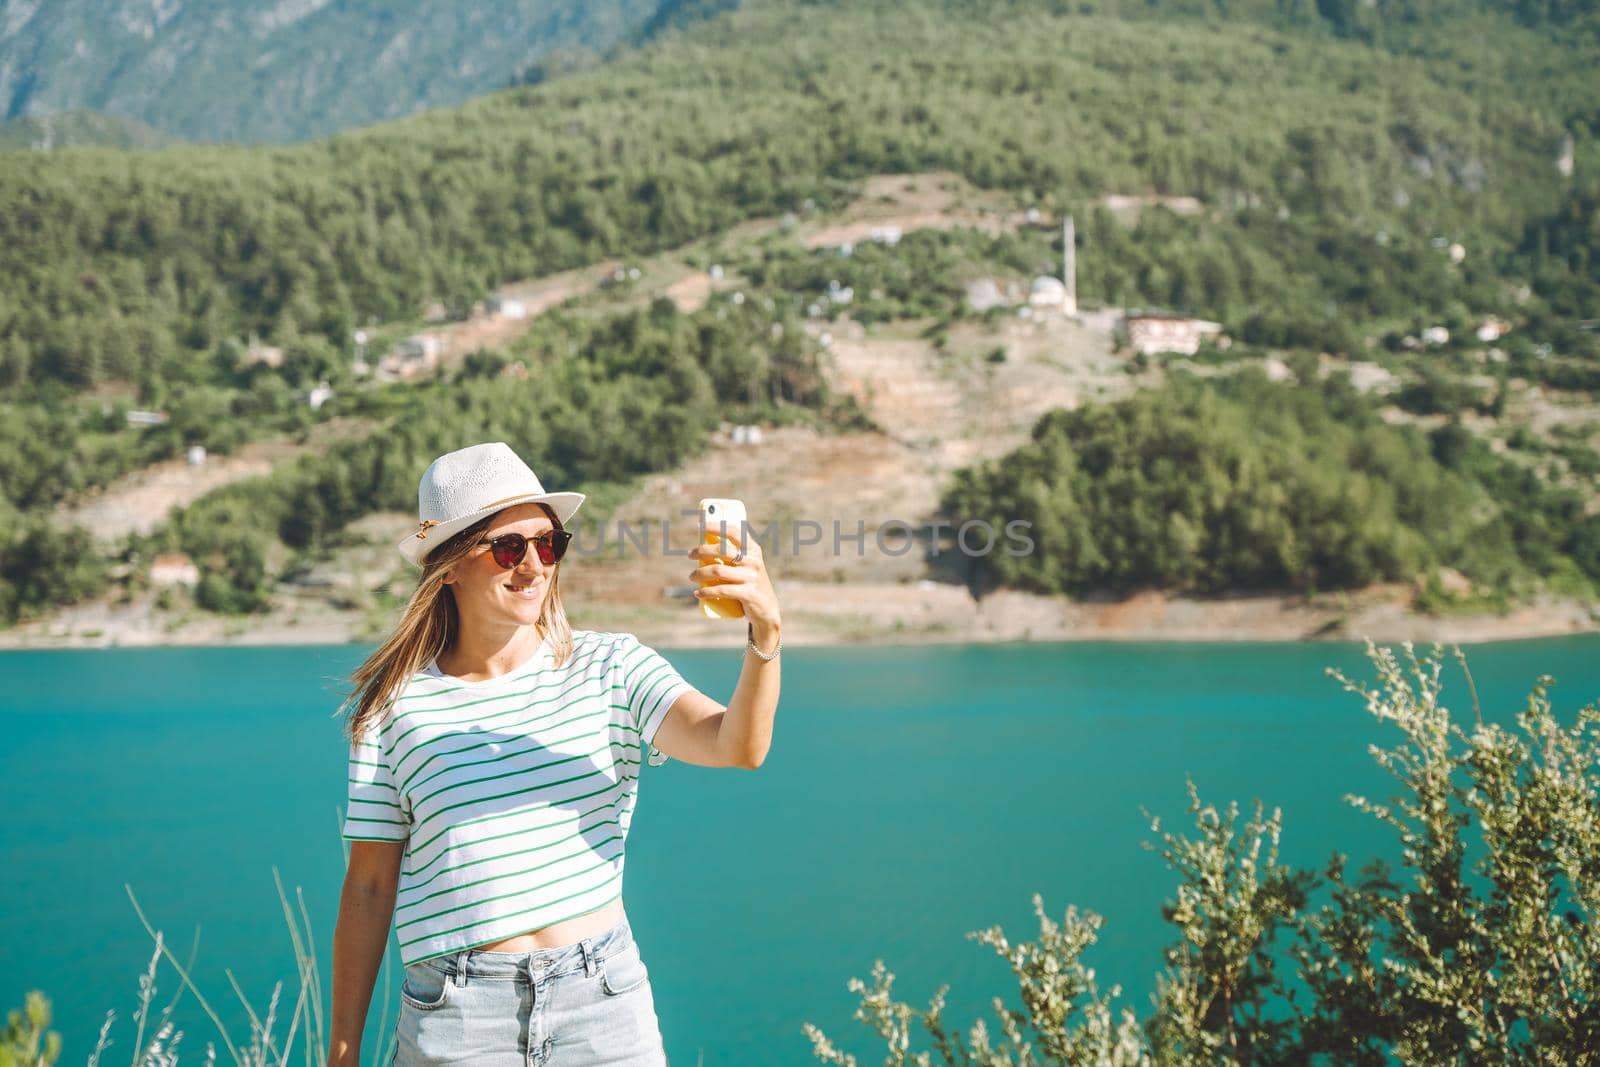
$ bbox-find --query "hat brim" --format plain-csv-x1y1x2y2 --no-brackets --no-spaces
397,492,586,566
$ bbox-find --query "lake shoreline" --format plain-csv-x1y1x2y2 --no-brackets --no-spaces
3,578,1595,651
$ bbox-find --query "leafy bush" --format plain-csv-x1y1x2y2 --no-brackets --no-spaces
0,520,111,626
1395,368,1487,416
0,993,59,1067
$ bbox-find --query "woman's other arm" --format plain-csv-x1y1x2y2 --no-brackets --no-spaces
328,839,405,1067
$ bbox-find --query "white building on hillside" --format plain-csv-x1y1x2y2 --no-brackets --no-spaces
384,335,446,379
1125,313,1226,356
151,553,200,587
487,296,527,320
1476,317,1511,343
1029,275,1068,310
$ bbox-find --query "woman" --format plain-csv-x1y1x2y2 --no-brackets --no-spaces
328,441,782,1067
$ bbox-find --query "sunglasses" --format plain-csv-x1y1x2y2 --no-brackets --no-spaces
477,530,572,569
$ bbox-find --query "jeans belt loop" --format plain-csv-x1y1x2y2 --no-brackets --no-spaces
453,949,470,987
581,938,598,978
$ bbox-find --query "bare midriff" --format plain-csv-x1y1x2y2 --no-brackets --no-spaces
473,894,627,952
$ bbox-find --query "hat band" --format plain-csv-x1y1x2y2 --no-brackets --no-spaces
476,493,545,513
413,491,553,539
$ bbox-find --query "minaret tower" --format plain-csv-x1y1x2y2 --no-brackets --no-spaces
1062,215,1078,315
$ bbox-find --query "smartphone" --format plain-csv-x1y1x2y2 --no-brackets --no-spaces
697,497,747,620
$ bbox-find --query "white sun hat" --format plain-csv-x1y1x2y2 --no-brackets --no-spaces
397,442,585,566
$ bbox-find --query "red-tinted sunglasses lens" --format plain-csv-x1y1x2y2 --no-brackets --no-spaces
487,531,570,568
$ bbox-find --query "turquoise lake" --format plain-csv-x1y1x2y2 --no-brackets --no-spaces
3,636,1597,1064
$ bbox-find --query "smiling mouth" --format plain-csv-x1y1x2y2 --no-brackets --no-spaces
506,579,541,594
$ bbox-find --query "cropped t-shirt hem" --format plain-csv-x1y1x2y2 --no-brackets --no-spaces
403,886,628,966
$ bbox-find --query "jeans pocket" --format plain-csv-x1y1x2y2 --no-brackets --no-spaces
599,940,649,996
399,959,454,1011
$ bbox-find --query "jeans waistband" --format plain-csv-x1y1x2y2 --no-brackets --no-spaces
417,915,634,982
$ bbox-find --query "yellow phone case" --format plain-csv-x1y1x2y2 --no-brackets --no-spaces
698,498,747,620
699,528,746,619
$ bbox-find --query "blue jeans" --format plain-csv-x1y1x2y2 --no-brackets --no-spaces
392,916,668,1066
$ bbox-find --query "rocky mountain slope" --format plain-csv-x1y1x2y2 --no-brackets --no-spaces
0,0,693,143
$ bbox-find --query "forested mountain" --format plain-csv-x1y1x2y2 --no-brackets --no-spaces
1,0,1596,625
0,0,699,144
2,0,1593,391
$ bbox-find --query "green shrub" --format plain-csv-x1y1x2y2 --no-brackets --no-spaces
0,993,59,1067
0,520,110,626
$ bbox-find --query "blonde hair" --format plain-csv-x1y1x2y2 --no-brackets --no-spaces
340,503,574,743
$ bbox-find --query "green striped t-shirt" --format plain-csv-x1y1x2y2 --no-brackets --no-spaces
341,629,694,965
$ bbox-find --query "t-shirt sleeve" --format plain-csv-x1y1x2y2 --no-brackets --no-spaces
614,633,695,767
342,722,410,842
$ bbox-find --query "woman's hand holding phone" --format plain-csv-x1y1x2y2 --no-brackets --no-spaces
695,498,746,620
688,498,781,641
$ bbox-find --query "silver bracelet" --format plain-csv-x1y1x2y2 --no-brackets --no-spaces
746,622,781,661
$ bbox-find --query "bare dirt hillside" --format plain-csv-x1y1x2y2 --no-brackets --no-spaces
52,416,374,544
